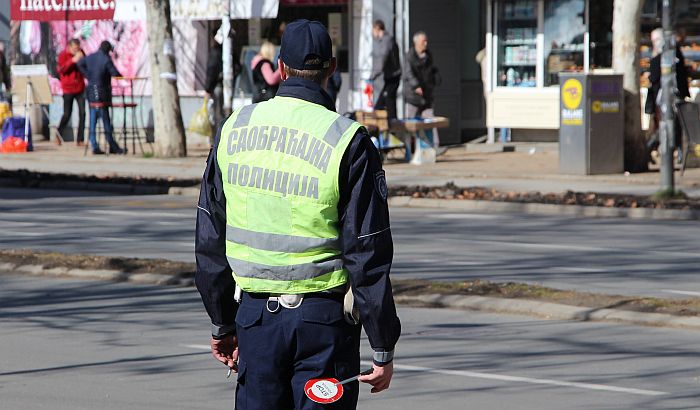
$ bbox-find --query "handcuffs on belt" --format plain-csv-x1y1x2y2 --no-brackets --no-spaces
266,294,303,313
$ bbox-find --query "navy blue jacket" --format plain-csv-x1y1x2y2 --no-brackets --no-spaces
195,77,401,353
77,50,121,103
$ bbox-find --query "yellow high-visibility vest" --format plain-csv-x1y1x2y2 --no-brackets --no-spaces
217,96,361,294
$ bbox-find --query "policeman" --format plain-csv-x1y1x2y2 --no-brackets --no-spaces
195,19,401,410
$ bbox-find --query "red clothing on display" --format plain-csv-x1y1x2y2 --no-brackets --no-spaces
57,49,85,94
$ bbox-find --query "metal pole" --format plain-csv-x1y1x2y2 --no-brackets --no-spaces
24,81,30,143
222,6,233,116
659,0,675,192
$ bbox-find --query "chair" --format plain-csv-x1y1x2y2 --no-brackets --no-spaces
112,77,147,155
675,101,700,175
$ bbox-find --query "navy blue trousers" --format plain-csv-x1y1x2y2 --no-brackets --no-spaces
234,292,361,410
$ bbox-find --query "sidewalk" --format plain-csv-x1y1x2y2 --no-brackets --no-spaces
2,140,700,197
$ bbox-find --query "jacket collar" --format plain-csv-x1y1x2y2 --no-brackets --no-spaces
275,77,336,112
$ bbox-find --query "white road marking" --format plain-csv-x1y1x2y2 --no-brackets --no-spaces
552,266,607,273
88,209,189,218
180,344,666,396
432,214,500,220
661,289,700,297
359,361,667,397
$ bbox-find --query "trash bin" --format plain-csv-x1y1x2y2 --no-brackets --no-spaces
559,73,624,175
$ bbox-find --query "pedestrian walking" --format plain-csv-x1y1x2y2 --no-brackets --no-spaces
646,28,689,163
205,25,243,142
195,19,400,410
250,41,281,103
404,31,442,146
56,39,86,146
370,20,401,120
77,41,124,155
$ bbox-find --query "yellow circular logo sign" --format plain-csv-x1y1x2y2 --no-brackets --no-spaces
591,100,602,113
562,79,583,110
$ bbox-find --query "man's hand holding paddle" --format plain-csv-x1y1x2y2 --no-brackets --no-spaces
358,362,394,393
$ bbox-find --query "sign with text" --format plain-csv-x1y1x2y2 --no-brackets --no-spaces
11,0,116,21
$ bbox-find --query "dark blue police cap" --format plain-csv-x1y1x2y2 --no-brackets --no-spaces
280,19,332,71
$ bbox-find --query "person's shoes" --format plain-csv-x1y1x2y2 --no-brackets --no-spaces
54,132,62,146
92,148,105,155
109,147,125,155
76,141,85,147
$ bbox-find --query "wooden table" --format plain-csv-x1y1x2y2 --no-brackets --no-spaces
390,117,450,164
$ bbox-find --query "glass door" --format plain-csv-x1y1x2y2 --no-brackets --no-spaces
496,0,538,87
543,0,586,86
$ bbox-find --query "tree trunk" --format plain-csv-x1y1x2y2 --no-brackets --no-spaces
145,0,187,157
612,0,647,172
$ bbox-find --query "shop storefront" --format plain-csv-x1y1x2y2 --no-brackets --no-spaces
485,0,613,140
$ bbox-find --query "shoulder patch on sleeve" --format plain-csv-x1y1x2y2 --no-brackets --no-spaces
374,170,388,201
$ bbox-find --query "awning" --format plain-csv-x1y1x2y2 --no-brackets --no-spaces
171,0,228,20
281,0,348,5
231,0,279,19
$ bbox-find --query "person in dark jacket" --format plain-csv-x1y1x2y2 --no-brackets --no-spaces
404,31,442,146
326,69,342,105
77,41,123,155
370,20,401,120
404,31,440,118
56,39,86,146
205,29,224,143
0,43,10,97
205,26,242,141
646,28,689,160
195,20,400,409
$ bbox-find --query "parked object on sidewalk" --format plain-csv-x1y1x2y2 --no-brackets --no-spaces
559,73,623,175
0,101,11,129
1,116,33,152
188,97,212,138
0,136,28,153
675,101,700,175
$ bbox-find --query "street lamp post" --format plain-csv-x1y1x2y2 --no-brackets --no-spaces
659,0,676,193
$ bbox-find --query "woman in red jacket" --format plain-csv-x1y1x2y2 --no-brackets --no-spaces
56,39,86,146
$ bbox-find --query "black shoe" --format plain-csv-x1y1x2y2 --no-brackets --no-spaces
92,149,105,155
109,147,125,155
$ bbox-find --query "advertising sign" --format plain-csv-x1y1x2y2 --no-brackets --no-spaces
11,0,116,21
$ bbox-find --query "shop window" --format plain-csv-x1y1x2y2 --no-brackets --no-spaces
496,0,538,87
544,0,585,86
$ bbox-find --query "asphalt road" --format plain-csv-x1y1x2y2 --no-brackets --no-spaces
2,273,700,409
2,187,700,299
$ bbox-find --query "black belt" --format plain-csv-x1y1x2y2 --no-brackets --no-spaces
244,289,345,302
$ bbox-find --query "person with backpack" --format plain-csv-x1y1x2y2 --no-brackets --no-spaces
250,41,281,103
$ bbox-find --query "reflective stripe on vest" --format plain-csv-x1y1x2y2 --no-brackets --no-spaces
217,97,362,293
226,225,338,253
226,255,344,281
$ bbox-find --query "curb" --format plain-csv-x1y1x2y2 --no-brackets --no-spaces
1,262,194,287
0,169,200,195
395,294,700,331
4,260,700,332
388,196,700,220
